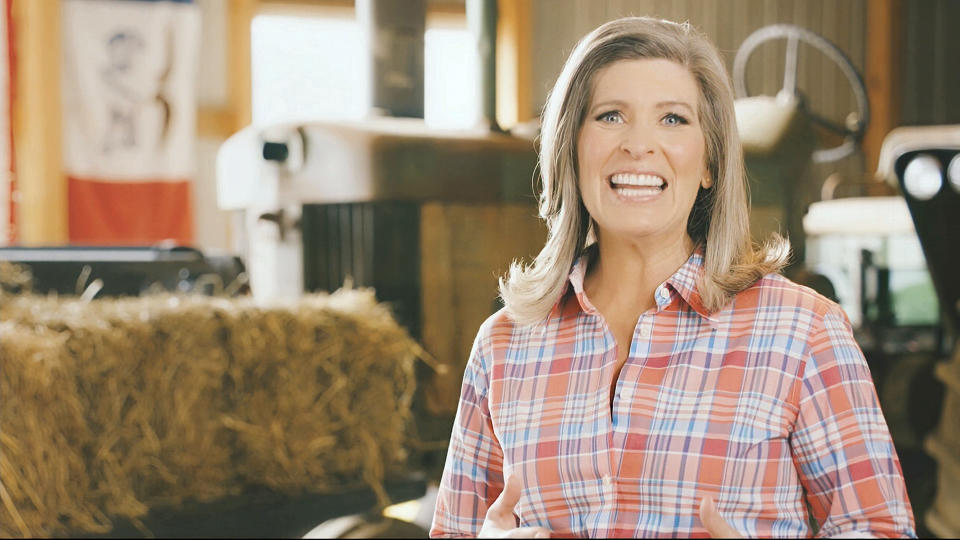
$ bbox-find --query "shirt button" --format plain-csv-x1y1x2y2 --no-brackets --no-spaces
638,324,651,338
603,475,614,487
656,286,670,302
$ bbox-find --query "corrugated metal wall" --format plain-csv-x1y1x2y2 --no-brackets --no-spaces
531,0,868,191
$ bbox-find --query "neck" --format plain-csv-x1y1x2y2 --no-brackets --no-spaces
584,229,695,316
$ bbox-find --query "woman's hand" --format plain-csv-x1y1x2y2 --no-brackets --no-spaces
478,475,551,538
699,497,743,538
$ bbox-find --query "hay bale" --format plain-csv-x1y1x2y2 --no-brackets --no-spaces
0,320,107,537
0,288,421,538
0,261,32,294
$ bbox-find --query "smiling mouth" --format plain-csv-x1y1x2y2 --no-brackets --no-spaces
608,173,667,198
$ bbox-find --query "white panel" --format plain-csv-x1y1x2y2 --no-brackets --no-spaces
250,14,367,125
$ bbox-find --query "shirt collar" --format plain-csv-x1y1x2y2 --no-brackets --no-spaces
664,247,716,322
564,245,717,324
566,248,596,314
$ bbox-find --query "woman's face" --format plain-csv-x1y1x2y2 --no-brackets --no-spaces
577,58,709,249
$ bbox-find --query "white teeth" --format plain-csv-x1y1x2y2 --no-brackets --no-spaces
609,173,665,187
615,187,661,198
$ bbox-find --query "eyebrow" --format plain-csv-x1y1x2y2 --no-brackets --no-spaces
589,99,697,116
657,100,696,115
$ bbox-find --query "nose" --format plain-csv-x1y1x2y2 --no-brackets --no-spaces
619,125,656,158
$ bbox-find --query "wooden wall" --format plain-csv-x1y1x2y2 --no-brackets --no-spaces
531,0,866,112
421,202,546,414
901,0,960,127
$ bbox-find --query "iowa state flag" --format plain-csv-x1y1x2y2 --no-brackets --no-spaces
62,0,200,245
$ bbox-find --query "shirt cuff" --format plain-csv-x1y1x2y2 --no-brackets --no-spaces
831,532,876,539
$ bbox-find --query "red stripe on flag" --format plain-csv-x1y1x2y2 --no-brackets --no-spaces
68,176,193,245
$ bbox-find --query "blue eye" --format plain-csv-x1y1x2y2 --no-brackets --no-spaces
663,113,689,126
596,111,623,123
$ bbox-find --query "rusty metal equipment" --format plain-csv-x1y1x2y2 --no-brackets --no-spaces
877,125,960,538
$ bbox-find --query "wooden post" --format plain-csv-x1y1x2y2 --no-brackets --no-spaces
11,0,66,245
496,0,532,130
227,0,255,132
863,0,902,176
196,107,237,139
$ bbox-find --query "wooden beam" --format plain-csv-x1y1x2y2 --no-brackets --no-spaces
427,0,466,17
197,106,237,139
496,0,532,129
12,0,66,245
258,0,353,8
256,0,355,19
227,0,256,132
864,0,902,176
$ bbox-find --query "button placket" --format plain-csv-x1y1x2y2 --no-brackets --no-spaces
638,322,652,338
632,314,654,377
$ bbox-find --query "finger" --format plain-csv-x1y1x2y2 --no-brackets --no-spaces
502,526,551,538
485,474,523,528
699,497,742,538
479,475,524,536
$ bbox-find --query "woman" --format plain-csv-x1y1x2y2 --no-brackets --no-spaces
430,16,914,538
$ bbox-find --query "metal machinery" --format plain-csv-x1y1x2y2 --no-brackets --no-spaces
875,125,960,538
217,120,538,305
732,24,870,264
0,245,247,298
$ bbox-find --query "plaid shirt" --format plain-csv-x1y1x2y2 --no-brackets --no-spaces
431,250,915,538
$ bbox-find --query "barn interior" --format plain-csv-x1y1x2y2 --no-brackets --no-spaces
1,0,959,538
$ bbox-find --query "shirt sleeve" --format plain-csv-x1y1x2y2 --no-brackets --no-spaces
790,304,916,538
429,321,505,538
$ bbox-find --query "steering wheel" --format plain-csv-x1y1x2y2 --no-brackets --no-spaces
733,24,870,163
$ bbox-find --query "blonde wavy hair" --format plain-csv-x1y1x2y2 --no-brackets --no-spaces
499,16,789,326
